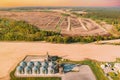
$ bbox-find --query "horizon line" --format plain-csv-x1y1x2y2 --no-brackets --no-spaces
0,6,120,9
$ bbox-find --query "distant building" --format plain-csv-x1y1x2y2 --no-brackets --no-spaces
16,60,57,75
100,64,105,69
16,53,60,75
16,66,24,74
114,63,120,73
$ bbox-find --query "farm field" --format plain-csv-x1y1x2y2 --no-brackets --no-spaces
1,42,120,80
0,11,112,36
0,7,120,80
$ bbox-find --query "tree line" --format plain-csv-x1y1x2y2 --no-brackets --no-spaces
0,18,119,43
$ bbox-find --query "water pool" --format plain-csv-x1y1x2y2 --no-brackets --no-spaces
63,64,76,72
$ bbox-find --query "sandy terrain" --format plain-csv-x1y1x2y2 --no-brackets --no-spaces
0,42,120,80
96,39,120,44
0,11,112,36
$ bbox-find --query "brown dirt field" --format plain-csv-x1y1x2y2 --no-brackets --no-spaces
0,42,120,80
0,11,112,36
60,17,68,29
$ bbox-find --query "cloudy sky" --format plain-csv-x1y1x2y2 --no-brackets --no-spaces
0,0,120,7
